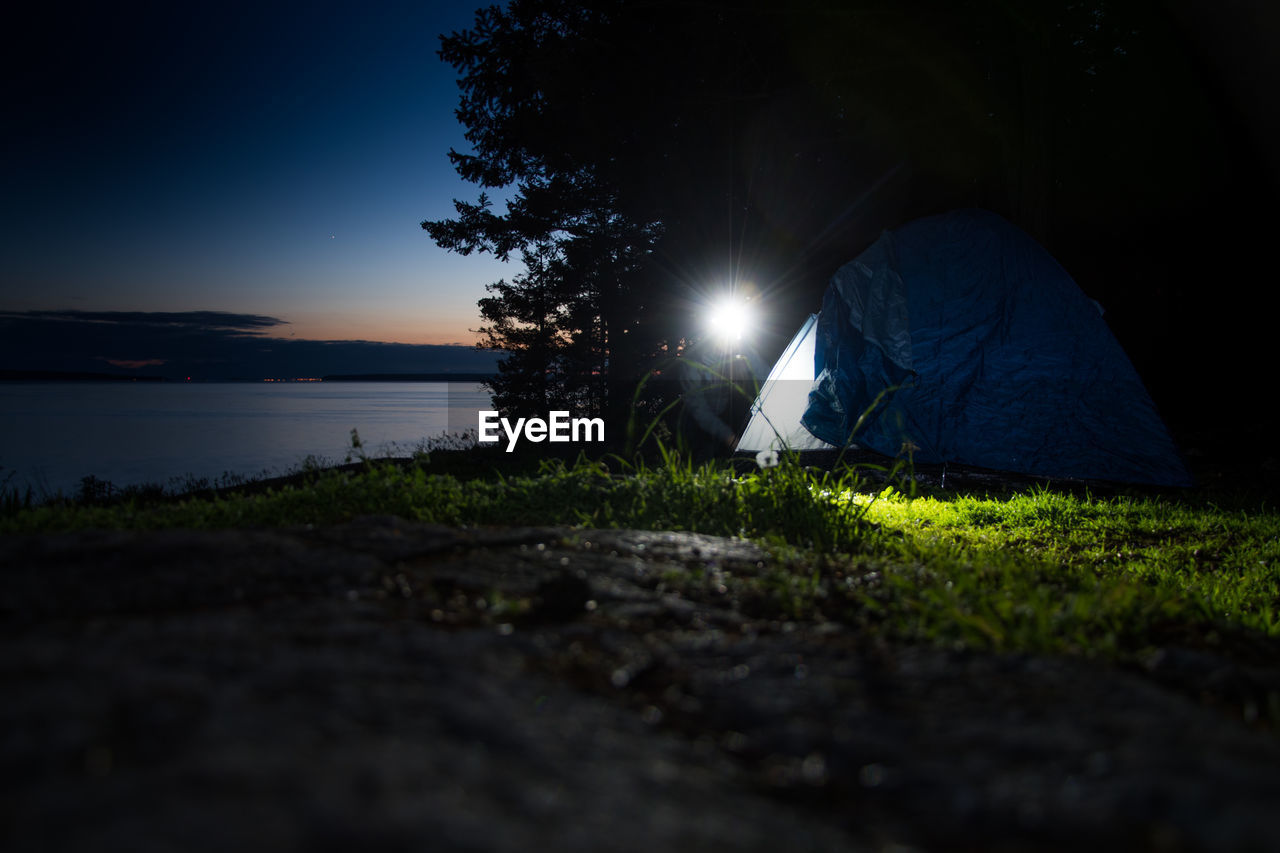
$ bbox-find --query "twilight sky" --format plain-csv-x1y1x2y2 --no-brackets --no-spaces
1,0,509,349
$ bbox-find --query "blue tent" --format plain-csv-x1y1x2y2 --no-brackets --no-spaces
793,209,1190,486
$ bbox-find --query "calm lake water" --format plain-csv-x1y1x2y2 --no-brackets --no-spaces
0,381,492,497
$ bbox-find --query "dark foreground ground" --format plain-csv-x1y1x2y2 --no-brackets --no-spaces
4,516,1280,852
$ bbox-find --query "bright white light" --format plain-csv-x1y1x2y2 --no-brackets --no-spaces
706,296,753,344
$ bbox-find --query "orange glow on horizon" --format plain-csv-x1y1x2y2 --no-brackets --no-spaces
275,311,484,346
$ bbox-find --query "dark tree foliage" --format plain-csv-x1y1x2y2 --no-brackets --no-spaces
423,2,661,419
424,0,1244,424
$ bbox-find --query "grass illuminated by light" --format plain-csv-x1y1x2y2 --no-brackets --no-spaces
4,452,1277,680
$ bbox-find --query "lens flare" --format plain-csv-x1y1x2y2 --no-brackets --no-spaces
706,296,752,343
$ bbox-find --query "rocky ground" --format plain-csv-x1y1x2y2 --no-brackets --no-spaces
4,516,1280,851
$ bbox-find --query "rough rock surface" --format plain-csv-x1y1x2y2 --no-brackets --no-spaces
3,516,1280,851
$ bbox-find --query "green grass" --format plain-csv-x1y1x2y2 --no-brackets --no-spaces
4,449,1278,670
850,489,1280,655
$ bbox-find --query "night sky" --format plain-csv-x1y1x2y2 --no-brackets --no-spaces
3,1,1279,401
2,1,509,377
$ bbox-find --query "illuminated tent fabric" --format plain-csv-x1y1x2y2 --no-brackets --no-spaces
735,314,836,453
739,209,1191,486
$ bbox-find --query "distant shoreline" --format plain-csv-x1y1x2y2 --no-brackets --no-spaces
0,370,166,382
320,373,495,382
0,370,495,383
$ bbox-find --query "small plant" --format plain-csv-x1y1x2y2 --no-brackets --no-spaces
77,474,115,505
344,427,367,464
0,468,35,517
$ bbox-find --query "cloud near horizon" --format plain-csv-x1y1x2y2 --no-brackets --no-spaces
0,309,287,333
0,310,499,380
